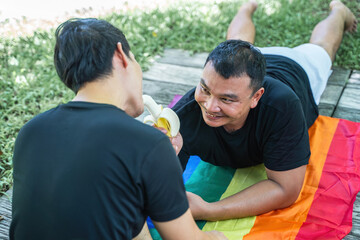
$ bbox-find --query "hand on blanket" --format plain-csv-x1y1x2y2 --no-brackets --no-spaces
186,191,210,220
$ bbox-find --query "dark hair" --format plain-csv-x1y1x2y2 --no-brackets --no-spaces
54,18,131,93
204,40,266,94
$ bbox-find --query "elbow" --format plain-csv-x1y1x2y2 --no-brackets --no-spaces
281,193,299,208
279,186,302,209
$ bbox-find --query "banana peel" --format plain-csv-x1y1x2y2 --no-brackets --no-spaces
142,95,180,137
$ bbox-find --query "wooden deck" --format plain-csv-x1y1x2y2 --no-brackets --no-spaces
0,49,359,239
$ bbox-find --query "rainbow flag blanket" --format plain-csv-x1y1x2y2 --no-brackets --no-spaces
148,109,360,239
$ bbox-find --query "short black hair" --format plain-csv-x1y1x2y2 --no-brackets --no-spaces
54,18,131,93
204,40,266,94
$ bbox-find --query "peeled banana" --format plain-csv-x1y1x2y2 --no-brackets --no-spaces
142,95,180,137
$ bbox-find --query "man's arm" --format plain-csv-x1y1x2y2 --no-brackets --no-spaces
187,165,306,221
133,222,153,240
153,209,227,240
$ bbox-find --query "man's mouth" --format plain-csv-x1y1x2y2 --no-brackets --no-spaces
203,109,225,121
198,103,223,119
205,111,220,118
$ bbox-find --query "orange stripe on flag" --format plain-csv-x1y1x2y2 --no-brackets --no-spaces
243,116,339,239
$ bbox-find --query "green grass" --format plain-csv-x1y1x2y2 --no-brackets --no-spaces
0,0,359,195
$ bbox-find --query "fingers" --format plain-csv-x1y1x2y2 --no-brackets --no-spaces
151,124,168,135
159,127,168,135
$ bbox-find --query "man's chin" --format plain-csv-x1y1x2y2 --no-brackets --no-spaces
202,116,224,128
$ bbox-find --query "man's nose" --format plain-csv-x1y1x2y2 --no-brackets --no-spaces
204,97,220,112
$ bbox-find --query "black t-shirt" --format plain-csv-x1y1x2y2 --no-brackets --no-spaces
173,55,318,171
10,102,188,240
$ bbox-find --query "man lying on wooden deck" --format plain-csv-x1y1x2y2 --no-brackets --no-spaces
171,0,358,221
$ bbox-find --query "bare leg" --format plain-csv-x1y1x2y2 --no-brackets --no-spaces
226,0,258,43
309,0,357,62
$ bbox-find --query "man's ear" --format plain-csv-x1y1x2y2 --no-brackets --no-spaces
250,87,265,109
114,42,128,68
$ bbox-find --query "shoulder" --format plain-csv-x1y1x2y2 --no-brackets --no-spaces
172,88,198,116
171,88,204,136
97,107,170,151
16,106,59,138
255,77,306,136
260,76,301,113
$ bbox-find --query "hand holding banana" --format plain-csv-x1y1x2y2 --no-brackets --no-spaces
142,95,180,138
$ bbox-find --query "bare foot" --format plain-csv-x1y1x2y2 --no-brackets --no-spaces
239,0,258,16
330,0,358,33
226,0,258,41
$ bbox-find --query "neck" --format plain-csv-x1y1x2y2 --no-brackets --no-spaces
223,112,249,133
223,122,245,133
72,78,125,110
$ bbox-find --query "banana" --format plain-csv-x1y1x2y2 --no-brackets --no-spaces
142,95,180,137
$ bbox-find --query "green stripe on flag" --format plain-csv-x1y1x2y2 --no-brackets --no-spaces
202,164,267,239
185,160,236,229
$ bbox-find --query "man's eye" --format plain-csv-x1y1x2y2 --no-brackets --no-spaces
221,98,232,103
201,86,210,94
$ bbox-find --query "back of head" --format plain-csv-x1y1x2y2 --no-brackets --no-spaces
205,40,266,94
54,18,131,93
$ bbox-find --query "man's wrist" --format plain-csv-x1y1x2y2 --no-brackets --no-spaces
199,201,223,221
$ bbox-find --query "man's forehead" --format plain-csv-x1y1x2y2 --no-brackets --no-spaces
203,62,250,80
202,65,251,88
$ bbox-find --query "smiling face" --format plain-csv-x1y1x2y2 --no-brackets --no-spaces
195,62,264,132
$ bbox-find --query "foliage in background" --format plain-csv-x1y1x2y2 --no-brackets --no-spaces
1,0,359,195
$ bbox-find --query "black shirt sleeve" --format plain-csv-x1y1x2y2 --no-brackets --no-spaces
141,138,189,222
260,97,310,171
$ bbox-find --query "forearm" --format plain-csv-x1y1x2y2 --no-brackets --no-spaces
154,209,227,240
200,179,297,221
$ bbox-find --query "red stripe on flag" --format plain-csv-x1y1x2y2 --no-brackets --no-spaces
296,119,360,239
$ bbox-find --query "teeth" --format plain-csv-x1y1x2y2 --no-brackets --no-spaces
142,95,180,137
207,112,217,118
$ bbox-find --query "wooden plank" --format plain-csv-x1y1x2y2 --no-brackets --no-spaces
328,67,351,86
0,189,12,239
349,194,360,237
353,192,360,214
347,212,360,237
0,232,8,240
157,49,208,69
142,79,193,106
344,234,360,240
333,87,360,122
143,62,202,86
318,85,343,117
137,79,193,122
318,105,335,117
344,220,360,239
348,70,360,89
333,107,360,122
318,67,349,117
